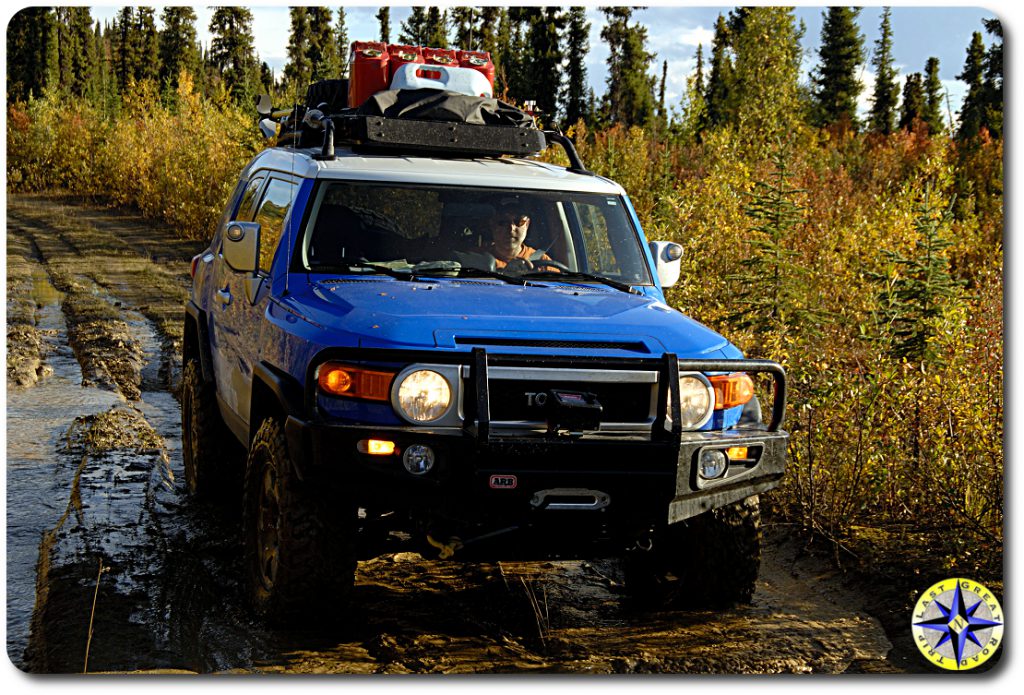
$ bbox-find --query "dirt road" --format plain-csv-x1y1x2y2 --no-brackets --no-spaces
6,194,899,674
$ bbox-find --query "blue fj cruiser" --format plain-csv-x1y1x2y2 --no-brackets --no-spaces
182,85,788,625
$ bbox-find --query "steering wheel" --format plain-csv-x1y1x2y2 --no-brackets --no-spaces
529,259,570,272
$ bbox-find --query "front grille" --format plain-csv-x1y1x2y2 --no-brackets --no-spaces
477,379,654,424
455,336,648,352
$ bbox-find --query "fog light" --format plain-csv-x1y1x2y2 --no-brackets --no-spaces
698,449,728,480
403,444,435,475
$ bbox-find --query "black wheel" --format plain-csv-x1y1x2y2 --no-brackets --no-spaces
181,359,242,501
626,495,762,609
243,417,356,626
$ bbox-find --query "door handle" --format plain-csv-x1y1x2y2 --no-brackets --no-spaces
216,288,232,306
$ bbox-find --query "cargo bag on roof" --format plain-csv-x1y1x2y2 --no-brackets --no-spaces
356,88,535,128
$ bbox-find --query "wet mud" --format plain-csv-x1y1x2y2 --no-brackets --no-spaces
8,194,901,674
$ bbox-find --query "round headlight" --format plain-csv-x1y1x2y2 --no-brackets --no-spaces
671,374,715,430
396,370,452,423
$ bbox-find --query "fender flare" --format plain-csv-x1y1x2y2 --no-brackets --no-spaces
184,300,214,383
251,361,312,480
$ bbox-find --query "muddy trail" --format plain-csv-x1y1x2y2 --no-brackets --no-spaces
7,194,901,674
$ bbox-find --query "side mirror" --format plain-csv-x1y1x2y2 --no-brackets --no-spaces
223,221,261,274
258,118,278,139
648,241,683,288
255,94,273,118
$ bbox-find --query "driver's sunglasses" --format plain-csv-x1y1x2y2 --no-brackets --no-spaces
496,215,530,229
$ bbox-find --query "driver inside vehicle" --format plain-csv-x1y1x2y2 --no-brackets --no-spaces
487,202,558,272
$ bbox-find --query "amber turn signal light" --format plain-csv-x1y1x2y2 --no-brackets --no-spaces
725,446,749,461
708,373,755,410
318,362,394,401
357,439,397,455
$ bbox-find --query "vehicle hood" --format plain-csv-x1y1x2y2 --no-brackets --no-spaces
286,276,736,357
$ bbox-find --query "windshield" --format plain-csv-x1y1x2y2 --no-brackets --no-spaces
299,181,653,285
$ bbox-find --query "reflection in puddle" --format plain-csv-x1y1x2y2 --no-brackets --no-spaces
5,277,119,666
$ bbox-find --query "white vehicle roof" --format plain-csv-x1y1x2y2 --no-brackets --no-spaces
250,146,626,195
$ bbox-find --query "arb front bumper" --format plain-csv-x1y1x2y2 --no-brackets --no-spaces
286,350,788,525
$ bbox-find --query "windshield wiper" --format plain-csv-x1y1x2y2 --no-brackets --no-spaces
521,269,641,295
450,265,527,286
310,260,420,281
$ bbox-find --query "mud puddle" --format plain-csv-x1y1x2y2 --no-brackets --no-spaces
5,272,121,665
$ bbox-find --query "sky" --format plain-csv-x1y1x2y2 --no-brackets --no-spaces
84,4,1002,121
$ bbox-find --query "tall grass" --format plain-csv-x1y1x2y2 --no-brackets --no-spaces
7,73,262,239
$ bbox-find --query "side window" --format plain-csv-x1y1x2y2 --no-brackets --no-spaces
574,201,617,273
254,178,299,272
237,174,267,222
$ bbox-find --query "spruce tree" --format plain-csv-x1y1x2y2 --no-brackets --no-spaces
523,8,564,121
95,21,118,114
57,7,97,98
657,59,668,129
677,48,708,141
450,7,477,50
376,7,391,44
727,148,816,339
477,7,501,59
921,57,945,135
208,7,257,103
336,9,349,78
425,8,449,48
898,73,925,130
7,8,57,100
492,9,515,97
284,7,312,90
982,18,1002,138
135,7,160,84
564,7,591,127
307,8,337,81
868,7,899,135
872,187,962,366
694,43,705,95
811,6,865,129
502,10,529,102
731,7,803,143
703,15,734,129
398,7,428,46
600,7,656,128
112,7,139,93
159,7,200,89
956,31,986,139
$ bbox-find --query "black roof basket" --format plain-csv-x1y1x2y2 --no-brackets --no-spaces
259,81,593,175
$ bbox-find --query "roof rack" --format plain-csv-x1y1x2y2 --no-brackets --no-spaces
257,81,593,176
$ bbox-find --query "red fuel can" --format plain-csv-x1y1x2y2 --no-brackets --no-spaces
423,47,459,67
387,44,424,85
349,41,390,107
456,50,495,90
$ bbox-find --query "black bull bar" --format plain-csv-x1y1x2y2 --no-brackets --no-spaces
469,348,787,443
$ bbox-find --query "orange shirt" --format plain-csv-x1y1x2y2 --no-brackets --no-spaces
491,244,551,269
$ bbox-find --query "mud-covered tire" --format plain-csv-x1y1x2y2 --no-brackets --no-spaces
243,417,356,626
626,495,762,609
181,359,242,502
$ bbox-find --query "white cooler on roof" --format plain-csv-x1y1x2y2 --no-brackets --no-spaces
390,63,494,98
